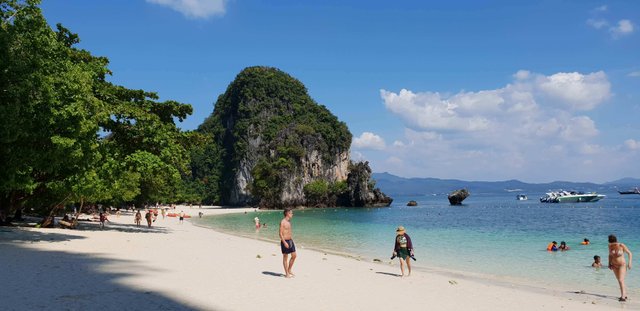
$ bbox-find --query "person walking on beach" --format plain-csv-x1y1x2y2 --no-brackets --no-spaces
279,208,296,278
145,210,153,228
135,210,142,227
99,212,109,229
179,211,185,224
392,226,414,277
608,234,633,302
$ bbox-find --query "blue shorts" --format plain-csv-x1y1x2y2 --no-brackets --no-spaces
281,239,296,254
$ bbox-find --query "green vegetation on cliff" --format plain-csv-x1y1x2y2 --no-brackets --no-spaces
195,66,352,207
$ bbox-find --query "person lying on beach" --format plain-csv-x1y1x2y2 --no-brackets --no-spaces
392,226,414,277
559,241,570,251
592,255,602,268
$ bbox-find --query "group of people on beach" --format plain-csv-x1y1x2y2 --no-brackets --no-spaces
546,236,633,302
278,209,632,302
276,208,416,278
545,236,632,300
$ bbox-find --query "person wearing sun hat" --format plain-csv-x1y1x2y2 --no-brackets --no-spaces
392,226,414,277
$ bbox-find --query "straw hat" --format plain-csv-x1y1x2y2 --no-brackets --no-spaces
396,226,405,233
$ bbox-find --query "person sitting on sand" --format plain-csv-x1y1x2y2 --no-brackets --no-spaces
547,241,558,252
392,226,414,277
559,241,570,251
581,238,590,245
592,255,602,268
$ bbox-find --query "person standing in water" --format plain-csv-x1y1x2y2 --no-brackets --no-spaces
608,234,633,302
392,226,414,277
279,208,296,278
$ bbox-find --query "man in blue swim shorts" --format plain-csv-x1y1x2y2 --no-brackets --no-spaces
279,208,297,278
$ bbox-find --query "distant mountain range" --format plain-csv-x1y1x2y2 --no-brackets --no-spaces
371,172,640,196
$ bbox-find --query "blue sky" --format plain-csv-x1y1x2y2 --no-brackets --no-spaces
41,0,640,183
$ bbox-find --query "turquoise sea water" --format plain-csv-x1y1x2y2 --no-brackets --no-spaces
194,191,639,293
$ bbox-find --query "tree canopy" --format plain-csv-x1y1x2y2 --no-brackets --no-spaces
0,0,198,220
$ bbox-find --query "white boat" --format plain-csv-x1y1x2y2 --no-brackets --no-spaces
539,190,605,203
516,194,528,201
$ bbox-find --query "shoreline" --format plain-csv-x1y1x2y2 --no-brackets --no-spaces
0,206,636,310
193,209,633,307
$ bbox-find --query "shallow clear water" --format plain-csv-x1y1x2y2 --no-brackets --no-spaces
194,191,639,292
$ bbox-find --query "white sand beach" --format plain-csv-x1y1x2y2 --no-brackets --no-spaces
0,207,636,311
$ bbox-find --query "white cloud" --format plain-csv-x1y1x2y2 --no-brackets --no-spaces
381,70,611,134
610,19,635,37
514,70,530,80
559,116,599,141
146,0,227,19
380,89,492,132
587,19,609,30
537,71,610,110
629,71,640,77
352,132,386,150
579,143,602,155
625,139,640,150
351,151,366,162
593,5,607,12
371,70,631,182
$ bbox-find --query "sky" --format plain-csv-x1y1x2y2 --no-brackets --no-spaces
40,0,640,183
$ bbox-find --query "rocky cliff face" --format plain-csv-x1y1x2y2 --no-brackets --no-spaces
197,66,391,208
346,161,393,207
199,67,352,207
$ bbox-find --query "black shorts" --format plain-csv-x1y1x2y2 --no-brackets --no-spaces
281,239,296,254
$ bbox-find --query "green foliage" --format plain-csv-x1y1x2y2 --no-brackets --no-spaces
248,160,283,207
303,180,329,205
0,1,196,215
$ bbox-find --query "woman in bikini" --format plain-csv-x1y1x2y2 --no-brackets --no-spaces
608,234,633,302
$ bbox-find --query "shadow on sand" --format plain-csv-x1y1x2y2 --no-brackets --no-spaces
375,271,402,277
0,230,205,311
262,271,286,278
75,221,171,234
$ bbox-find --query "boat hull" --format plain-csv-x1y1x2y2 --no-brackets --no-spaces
554,194,605,203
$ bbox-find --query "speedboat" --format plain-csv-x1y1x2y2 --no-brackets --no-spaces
618,187,640,195
516,194,528,201
539,190,605,203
